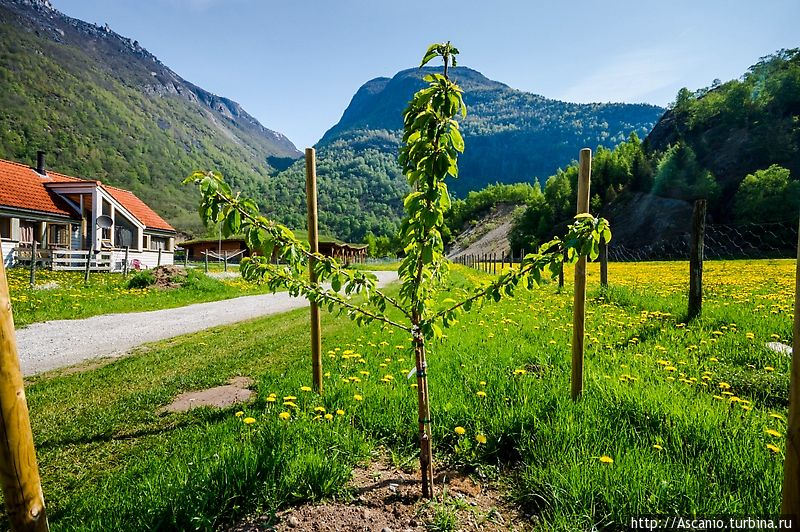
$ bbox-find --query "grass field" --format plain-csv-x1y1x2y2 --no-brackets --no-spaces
7,266,270,327
8,259,795,530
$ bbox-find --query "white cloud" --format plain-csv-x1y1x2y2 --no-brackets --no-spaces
559,45,702,105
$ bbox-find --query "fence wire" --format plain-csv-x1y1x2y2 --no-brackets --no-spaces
608,220,798,262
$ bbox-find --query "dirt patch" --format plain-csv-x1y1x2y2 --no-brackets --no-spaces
152,265,188,289
228,458,533,531
447,204,519,260
158,376,254,414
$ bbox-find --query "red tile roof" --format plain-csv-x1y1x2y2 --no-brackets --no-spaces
0,158,175,232
102,185,174,232
0,158,77,217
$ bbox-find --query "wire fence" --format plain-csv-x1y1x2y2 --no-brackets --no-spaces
607,220,798,262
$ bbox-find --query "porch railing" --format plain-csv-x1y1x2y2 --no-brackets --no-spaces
14,248,112,272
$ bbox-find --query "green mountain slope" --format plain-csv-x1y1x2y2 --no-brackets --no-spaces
0,0,300,234
268,67,664,241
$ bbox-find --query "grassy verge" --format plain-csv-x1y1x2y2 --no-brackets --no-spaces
9,259,794,530
7,267,273,327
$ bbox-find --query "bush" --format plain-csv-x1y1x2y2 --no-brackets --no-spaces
126,270,155,289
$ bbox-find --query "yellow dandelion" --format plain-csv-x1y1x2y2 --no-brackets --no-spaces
765,366,775,372
266,396,276,403
476,391,487,398
314,406,326,413
324,413,333,421
243,417,256,425
354,394,363,401
278,412,291,420
336,409,345,416
300,386,312,392
767,443,781,453
283,396,297,401
235,411,244,417
765,429,782,438
652,444,663,451
769,413,786,422
454,426,466,435
599,455,614,464
476,434,487,445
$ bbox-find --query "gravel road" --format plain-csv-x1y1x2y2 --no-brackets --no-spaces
17,271,398,376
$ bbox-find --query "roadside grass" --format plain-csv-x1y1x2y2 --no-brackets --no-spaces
9,259,794,530
7,267,272,327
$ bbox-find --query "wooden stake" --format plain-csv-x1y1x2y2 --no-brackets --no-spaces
157,248,162,268
204,251,209,273
183,248,188,268
223,251,228,273
782,215,800,522
0,255,49,531
28,241,37,289
599,236,608,288
571,148,591,401
123,246,129,277
305,148,323,394
688,199,707,320
83,246,92,286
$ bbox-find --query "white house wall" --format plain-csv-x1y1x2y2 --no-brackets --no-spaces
1,240,16,267
111,249,173,272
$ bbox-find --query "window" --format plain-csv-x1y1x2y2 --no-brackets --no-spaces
0,217,10,239
150,236,168,250
19,221,34,245
48,224,69,248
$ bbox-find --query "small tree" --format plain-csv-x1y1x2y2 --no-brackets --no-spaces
185,42,610,498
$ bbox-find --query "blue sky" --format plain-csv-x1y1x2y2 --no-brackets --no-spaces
55,0,799,149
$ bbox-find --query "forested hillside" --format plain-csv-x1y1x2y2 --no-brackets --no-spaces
266,67,664,242
502,49,800,255
0,0,300,234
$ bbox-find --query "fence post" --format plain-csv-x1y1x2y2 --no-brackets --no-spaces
223,251,228,273
28,241,37,289
600,236,608,288
781,215,800,521
306,148,323,394
688,199,707,320
157,248,162,268
83,246,93,286
558,253,565,289
204,252,209,273
183,249,188,269
492,253,496,275
123,246,129,277
0,246,49,531
571,148,591,401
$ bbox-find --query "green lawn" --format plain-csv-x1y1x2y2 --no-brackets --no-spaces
7,267,271,328
7,260,794,530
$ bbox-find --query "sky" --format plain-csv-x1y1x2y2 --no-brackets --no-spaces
54,0,800,149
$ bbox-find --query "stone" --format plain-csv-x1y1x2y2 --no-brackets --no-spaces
287,515,299,528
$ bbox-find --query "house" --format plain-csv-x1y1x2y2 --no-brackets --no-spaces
0,152,177,271
178,237,368,264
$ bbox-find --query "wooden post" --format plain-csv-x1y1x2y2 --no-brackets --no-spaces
688,199,707,320
223,251,228,273
123,246,129,277
183,249,188,268
0,248,49,531
412,329,434,498
781,215,800,521
28,241,37,289
493,253,496,275
83,246,93,286
204,251,209,273
157,248,162,268
571,148,591,401
599,237,608,288
558,254,565,289
305,148,323,394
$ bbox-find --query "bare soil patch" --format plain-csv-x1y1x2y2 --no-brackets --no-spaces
158,376,254,414
229,458,532,531
152,265,188,289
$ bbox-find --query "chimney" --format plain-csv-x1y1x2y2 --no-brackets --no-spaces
36,151,46,175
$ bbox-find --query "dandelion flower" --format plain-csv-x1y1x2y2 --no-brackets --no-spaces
652,444,663,451
314,406,326,413
476,434,487,445
278,412,291,420
765,429,782,438
336,409,345,416
324,413,333,421
454,426,466,435
476,391,487,398
770,413,786,421
767,444,781,453
283,396,297,401
765,366,775,372
235,411,244,417
599,455,614,464
300,386,312,392
354,394,363,401
243,417,256,425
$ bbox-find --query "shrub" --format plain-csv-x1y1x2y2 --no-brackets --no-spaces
126,270,155,289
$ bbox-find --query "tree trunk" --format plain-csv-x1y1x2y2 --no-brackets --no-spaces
412,326,434,498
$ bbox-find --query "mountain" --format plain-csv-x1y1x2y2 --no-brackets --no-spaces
266,66,664,242
645,48,800,222
0,0,301,234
